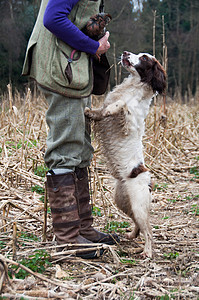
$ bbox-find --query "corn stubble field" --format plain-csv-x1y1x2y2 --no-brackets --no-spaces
0,86,198,300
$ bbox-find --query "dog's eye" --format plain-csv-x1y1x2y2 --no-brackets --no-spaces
141,56,147,61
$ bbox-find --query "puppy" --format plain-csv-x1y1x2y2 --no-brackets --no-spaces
85,51,166,257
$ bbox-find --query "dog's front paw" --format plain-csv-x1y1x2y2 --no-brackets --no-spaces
84,107,92,118
84,107,90,114
103,100,126,117
103,110,111,117
84,107,104,121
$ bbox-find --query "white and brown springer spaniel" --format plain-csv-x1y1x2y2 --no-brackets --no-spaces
85,51,166,257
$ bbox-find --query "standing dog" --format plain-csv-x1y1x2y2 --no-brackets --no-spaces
85,51,166,257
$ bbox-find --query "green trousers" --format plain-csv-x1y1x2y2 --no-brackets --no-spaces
39,86,94,170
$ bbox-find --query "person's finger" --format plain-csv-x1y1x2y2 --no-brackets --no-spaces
105,31,109,38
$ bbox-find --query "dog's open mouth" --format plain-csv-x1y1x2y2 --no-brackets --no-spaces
122,57,132,68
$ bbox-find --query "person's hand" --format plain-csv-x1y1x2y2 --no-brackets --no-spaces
96,31,110,55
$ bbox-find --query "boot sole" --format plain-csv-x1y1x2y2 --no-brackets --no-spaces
76,248,104,259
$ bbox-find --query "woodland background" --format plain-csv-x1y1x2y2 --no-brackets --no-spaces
0,0,199,100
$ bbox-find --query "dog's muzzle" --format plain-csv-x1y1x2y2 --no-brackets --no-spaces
121,51,131,67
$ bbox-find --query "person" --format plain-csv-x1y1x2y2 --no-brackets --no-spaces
22,0,119,259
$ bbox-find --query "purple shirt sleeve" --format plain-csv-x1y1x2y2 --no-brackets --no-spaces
43,0,99,55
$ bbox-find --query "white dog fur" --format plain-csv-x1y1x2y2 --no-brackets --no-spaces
85,51,166,257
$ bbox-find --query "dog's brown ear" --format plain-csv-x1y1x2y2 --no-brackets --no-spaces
151,61,167,94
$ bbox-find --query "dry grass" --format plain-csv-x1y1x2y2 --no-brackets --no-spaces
0,87,198,299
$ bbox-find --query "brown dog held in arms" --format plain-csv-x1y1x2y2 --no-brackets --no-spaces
85,51,166,258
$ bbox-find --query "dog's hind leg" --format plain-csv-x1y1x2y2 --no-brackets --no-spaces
114,180,140,238
114,177,152,257
125,178,153,258
126,225,140,239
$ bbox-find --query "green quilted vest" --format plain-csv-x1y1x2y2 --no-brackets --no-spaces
22,0,100,98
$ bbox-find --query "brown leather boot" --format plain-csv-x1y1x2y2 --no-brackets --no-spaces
75,167,120,245
46,171,103,259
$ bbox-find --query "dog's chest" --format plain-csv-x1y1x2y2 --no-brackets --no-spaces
126,101,149,136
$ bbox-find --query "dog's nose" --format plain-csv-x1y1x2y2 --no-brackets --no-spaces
123,51,130,57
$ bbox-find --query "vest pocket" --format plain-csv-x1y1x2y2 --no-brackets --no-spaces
51,39,90,90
